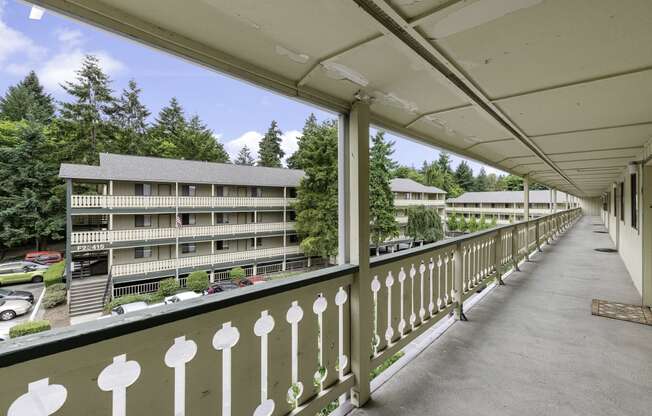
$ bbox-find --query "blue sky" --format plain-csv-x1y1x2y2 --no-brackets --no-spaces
0,0,502,175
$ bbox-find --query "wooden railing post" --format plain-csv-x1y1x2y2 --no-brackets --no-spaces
453,242,466,320
494,229,504,285
535,218,542,252
511,225,520,272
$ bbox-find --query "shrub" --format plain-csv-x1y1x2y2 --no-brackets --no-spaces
229,267,246,280
105,293,154,312
157,278,179,297
187,271,209,292
9,320,51,338
42,284,67,309
44,261,65,287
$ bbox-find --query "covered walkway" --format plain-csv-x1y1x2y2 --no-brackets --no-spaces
353,216,652,416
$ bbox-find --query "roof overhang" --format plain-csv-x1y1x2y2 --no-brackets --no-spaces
32,0,652,197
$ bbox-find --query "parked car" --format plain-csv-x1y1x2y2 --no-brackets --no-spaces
0,288,34,304
0,262,47,285
236,276,267,287
205,281,240,294
164,291,202,304
0,299,32,321
25,251,62,264
111,301,149,316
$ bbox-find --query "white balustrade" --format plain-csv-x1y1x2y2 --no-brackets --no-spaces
394,199,445,207
71,195,296,209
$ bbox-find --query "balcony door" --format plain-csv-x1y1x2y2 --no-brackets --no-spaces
158,184,171,196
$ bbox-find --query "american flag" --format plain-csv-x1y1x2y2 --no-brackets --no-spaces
175,214,182,228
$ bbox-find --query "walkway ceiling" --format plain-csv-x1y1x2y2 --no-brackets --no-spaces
34,0,652,197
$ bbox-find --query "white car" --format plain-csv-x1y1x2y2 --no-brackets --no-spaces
111,301,148,316
164,291,202,304
0,299,32,321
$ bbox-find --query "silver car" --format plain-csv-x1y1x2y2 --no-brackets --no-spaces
0,299,32,321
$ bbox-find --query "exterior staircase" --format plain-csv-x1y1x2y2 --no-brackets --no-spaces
69,277,109,317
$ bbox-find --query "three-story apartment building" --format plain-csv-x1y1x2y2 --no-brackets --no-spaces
446,190,574,224
60,154,306,299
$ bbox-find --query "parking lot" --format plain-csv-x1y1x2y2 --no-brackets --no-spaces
0,282,44,338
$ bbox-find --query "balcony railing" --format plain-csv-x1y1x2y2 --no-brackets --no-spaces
71,222,295,245
111,245,304,277
71,195,296,209
0,208,580,415
447,206,560,215
394,198,445,207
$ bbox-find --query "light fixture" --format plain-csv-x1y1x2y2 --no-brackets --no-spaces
29,6,44,20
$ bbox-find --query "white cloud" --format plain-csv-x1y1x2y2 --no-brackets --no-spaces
225,130,301,165
0,12,46,66
38,49,125,91
55,28,84,47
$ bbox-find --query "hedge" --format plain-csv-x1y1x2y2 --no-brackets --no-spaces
157,278,179,297
42,283,67,309
44,261,65,287
9,320,51,338
187,271,209,292
105,293,161,312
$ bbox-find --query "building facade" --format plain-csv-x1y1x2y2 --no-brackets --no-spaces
389,178,446,246
60,154,306,292
446,190,575,225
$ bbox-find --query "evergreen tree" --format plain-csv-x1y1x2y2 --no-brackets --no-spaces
148,97,186,158
454,161,474,191
486,173,499,191
467,216,478,232
446,213,459,232
0,71,55,123
369,132,399,254
293,118,339,259
406,206,443,245
474,167,489,191
287,114,317,169
109,79,150,155
0,122,64,251
258,120,284,167
58,55,115,163
234,145,255,165
435,152,453,174
181,115,229,162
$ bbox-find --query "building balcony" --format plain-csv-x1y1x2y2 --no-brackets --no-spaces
394,198,445,207
447,206,554,216
110,245,303,279
71,195,296,210
70,222,296,250
2,210,619,416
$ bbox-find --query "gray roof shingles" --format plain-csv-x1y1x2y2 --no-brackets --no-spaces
446,190,569,204
390,178,445,194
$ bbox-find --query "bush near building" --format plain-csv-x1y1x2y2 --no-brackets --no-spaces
105,293,159,312
9,320,51,338
187,271,209,292
44,261,65,287
157,278,179,297
42,283,67,309
230,267,246,280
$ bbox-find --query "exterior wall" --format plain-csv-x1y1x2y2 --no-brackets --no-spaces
580,197,601,216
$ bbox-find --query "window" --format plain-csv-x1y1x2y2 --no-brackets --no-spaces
288,188,297,198
135,183,151,196
251,187,262,197
181,243,196,254
181,184,196,196
620,182,625,222
135,215,152,227
215,186,224,197
289,211,297,221
613,188,617,217
215,240,229,250
135,246,152,258
289,234,299,244
631,173,638,229
215,213,224,224
257,237,263,246
181,213,196,226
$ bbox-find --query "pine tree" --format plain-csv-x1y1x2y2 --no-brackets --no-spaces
58,55,115,163
0,122,64,250
258,120,284,167
435,152,452,174
287,114,317,169
369,132,399,254
0,71,55,123
234,145,255,165
454,161,474,191
182,115,229,162
109,79,150,155
293,118,339,259
148,97,186,158
474,167,489,191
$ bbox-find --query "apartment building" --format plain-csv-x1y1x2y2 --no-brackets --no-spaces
446,190,576,224
59,154,305,296
388,178,446,246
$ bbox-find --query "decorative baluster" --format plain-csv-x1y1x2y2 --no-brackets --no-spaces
8,378,67,416
385,271,395,342
335,287,349,375
409,265,417,329
212,323,240,416
418,262,426,321
436,256,443,310
286,301,304,407
313,295,328,389
97,354,141,416
254,311,275,416
397,268,407,336
444,254,450,305
428,258,435,316
164,336,197,416
370,277,381,354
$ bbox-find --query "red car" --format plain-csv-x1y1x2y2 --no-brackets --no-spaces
24,251,63,264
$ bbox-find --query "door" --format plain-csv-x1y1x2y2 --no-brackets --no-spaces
158,184,171,196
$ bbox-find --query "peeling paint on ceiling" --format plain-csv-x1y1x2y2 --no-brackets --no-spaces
320,62,370,87
275,45,310,64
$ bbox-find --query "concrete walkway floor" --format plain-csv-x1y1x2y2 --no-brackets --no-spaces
352,216,652,416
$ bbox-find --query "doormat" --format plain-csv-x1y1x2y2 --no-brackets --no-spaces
591,299,652,325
